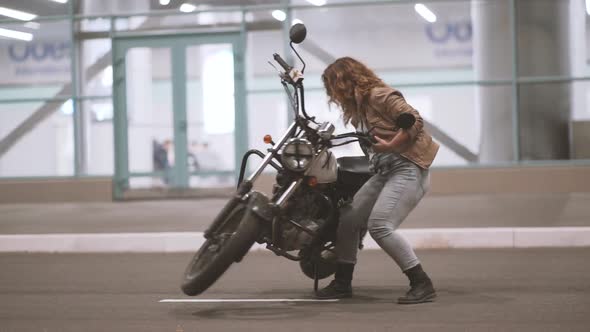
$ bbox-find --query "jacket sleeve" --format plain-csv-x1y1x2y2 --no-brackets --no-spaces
378,89,424,142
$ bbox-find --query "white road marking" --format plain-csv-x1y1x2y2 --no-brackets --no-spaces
159,298,339,303
2,227,590,252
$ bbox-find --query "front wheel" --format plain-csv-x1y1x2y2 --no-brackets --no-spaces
181,197,263,296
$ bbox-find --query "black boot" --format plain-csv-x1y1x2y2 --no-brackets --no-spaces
398,264,437,304
315,263,354,299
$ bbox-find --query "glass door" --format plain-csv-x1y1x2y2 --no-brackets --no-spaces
186,43,237,188
112,32,245,199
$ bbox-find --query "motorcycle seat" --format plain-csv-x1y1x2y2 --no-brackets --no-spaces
337,156,371,175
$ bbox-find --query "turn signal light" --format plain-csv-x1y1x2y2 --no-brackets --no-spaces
307,176,318,187
263,135,273,144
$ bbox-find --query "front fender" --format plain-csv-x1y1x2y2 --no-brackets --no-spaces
246,191,274,223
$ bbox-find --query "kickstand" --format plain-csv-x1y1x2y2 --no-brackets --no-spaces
313,262,319,294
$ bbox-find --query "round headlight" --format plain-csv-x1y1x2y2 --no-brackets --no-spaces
281,138,314,172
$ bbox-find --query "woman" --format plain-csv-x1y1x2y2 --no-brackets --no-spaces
316,57,440,304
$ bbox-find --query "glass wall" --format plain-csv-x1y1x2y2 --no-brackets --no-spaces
0,14,72,176
0,0,589,179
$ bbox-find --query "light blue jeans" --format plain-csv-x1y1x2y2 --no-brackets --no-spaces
336,154,430,271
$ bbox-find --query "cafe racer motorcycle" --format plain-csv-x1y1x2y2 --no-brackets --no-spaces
181,23,416,296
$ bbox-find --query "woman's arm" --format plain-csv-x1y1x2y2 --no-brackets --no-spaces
373,89,424,142
372,129,410,153
370,89,424,153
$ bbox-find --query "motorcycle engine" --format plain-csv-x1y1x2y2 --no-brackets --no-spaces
280,190,333,251
281,218,325,251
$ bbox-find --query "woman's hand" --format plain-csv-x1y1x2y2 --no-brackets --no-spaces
372,130,410,153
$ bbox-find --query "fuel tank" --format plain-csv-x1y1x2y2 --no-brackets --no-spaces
306,150,338,183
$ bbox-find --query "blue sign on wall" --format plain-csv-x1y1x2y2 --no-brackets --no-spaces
8,41,71,63
426,21,472,43
2,40,71,82
426,21,473,59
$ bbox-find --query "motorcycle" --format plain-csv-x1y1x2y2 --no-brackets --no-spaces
181,23,416,296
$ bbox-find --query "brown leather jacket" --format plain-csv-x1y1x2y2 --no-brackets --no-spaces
351,86,439,169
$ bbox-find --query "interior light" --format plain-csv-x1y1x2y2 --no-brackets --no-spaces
23,22,40,30
159,0,171,5
92,103,113,122
292,19,304,26
272,10,286,22
101,66,113,87
0,27,33,41
586,0,590,15
179,3,196,13
49,0,68,3
0,6,37,21
414,3,436,23
306,0,327,6
60,99,74,116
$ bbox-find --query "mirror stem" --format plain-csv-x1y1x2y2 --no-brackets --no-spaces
290,42,306,74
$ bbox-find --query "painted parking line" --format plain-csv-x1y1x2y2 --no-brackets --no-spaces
159,298,339,303
2,227,590,252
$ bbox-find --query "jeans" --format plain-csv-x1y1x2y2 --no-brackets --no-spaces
336,154,430,272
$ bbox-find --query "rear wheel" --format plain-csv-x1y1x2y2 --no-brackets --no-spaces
299,246,337,280
181,198,262,296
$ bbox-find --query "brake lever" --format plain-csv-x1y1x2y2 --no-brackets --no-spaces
267,61,280,74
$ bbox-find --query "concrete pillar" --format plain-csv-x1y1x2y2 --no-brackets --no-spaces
473,0,573,162
516,0,571,160
569,0,588,158
569,0,587,120
472,0,515,163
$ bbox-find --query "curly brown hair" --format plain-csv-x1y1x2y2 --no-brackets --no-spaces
322,57,386,125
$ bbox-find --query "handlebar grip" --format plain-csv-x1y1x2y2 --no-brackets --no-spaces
333,132,376,144
273,53,292,72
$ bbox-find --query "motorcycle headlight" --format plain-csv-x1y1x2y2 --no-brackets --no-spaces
281,138,314,172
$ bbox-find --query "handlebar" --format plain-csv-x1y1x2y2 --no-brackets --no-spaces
332,132,373,143
273,53,292,72
327,132,373,149
332,132,365,139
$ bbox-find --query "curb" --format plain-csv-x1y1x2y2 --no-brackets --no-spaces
1,227,589,253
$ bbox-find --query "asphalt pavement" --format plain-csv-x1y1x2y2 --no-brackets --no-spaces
1,248,589,332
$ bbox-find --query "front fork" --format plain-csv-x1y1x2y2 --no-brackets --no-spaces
203,181,252,239
204,177,305,244
205,122,298,238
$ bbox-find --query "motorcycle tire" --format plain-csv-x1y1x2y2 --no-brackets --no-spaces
181,202,262,296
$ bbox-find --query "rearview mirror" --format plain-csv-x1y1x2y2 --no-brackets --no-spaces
289,23,307,44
